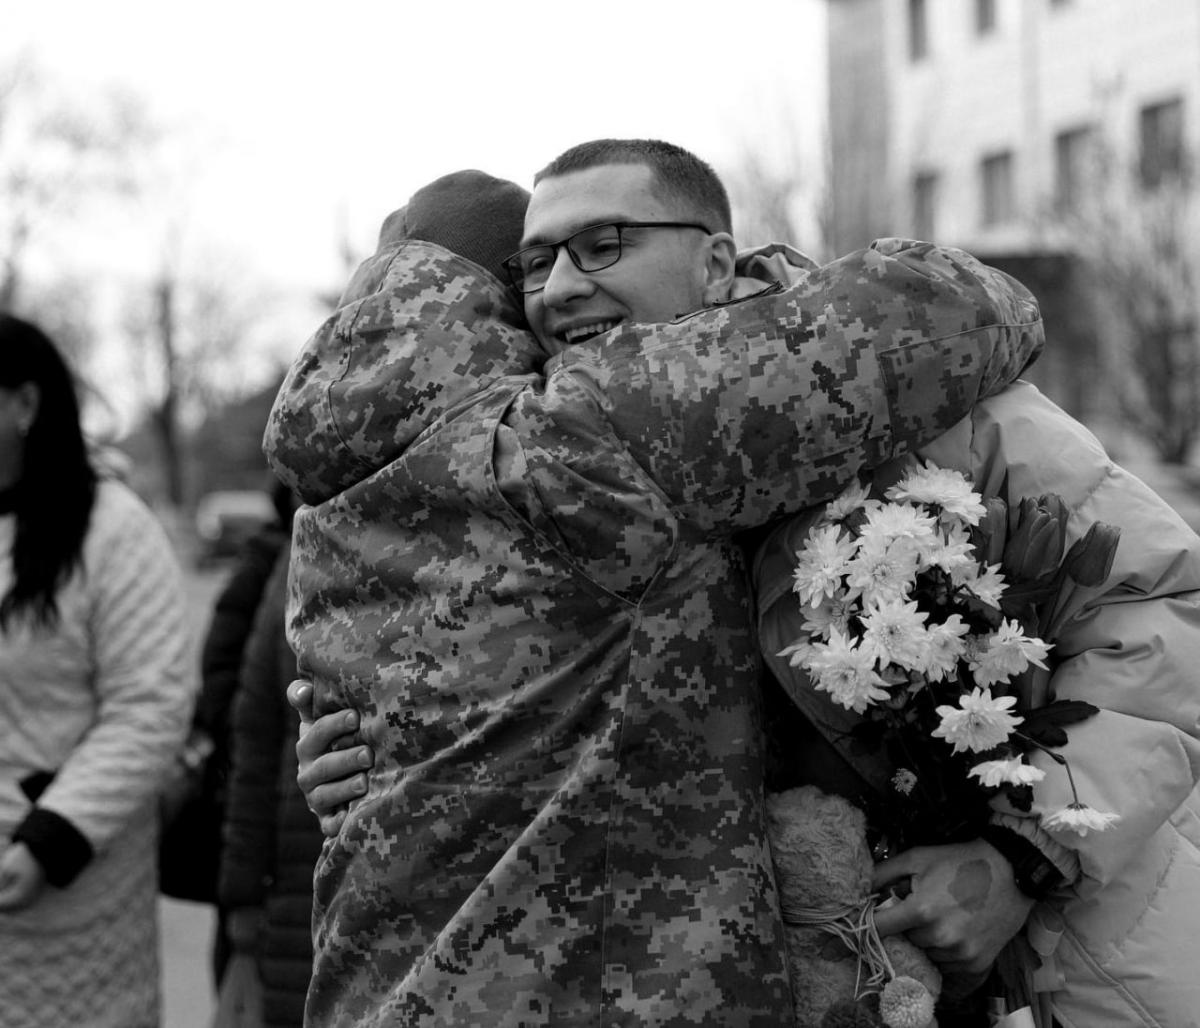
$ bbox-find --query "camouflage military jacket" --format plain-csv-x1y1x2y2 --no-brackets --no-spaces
264,238,1042,1027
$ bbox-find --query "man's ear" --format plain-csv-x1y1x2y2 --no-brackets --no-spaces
702,232,737,305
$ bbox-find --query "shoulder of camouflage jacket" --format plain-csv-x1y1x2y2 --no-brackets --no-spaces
553,238,1041,381
263,240,544,507
540,239,1042,523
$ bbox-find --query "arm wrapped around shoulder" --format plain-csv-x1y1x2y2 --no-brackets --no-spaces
550,237,1044,530
859,237,1043,412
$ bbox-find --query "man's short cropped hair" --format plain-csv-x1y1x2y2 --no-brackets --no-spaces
535,139,733,235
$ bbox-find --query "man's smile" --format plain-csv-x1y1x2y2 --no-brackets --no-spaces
557,318,622,347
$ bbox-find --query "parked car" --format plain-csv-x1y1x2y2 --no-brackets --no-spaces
194,489,277,566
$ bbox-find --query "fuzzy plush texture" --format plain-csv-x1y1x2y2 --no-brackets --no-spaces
766,786,941,1028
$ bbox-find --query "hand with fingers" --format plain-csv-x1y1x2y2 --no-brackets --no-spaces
0,842,46,912
871,838,1035,982
288,680,374,837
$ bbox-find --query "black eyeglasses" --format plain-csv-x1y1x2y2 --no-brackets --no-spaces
503,221,712,294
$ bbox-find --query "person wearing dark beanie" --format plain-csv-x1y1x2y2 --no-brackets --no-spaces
375,169,530,284
268,149,1064,1027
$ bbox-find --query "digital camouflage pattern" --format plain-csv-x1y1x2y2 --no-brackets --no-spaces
264,237,1043,1027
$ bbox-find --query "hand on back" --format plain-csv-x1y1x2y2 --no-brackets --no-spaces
288,680,373,837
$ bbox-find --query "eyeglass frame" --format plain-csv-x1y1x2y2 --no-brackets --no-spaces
502,220,714,294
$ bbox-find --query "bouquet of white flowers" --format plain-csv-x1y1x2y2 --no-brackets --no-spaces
779,461,1121,850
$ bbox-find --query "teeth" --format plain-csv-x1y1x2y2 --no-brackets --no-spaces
562,320,619,344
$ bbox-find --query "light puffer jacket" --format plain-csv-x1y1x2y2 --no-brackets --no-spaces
264,236,1042,1027
755,382,1200,1027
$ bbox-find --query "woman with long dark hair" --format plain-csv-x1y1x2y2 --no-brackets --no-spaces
0,313,194,1027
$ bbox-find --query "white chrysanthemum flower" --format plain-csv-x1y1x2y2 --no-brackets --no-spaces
805,629,891,713
887,461,987,526
861,503,938,545
822,479,877,523
845,538,920,607
791,524,858,605
922,614,970,682
923,521,976,576
960,562,1007,607
778,639,814,667
860,597,930,670
968,757,1046,788
933,686,1023,753
970,618,1052,688
891,768,918,795
1043,803,1121,837
799,596,855,641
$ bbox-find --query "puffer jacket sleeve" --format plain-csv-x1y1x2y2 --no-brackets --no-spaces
549,238,1044,533
218,547,291,910
33,481,195,850
193,527,286,739
920,383,1200,893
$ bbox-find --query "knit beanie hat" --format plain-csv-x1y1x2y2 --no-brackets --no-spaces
375,170,530,283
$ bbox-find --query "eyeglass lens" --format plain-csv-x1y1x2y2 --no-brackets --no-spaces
515,224,624,292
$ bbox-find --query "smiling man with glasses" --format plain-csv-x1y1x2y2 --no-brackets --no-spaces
267,145,1048,1026
512,154,737,354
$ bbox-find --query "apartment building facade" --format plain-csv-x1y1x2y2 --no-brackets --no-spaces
829,0,1200,252
827,0,1200,424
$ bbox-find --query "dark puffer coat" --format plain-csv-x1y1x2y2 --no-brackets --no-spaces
218,542,324,1027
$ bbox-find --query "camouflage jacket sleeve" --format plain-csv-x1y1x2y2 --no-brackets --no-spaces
547,238,1043,532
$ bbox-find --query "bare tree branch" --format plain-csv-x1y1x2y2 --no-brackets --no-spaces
1055,136,1200,463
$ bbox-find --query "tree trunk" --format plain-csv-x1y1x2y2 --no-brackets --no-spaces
154,275,186,507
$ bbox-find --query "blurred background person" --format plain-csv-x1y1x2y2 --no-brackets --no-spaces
214,530,323,1028
160,475,296,989
0,313,194,1028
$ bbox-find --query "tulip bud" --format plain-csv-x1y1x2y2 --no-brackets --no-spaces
1064,522,1120,587
970,497,1008,567
1003,495,1068,583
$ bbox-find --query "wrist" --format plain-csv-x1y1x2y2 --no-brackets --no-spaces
979,824,1064,901
12,807,93,887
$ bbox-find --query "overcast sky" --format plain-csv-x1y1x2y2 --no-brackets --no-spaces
6,0,826,418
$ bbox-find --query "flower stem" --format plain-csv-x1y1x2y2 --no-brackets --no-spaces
1013,730,1081,804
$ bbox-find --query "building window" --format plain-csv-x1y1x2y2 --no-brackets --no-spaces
913,172,938,239
1140,97,1186,187
1054,125,1093,212
909,0,928,61
975,0,997,34
980,151,1016,226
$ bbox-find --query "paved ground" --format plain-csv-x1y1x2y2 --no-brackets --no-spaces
161,898,218,1027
